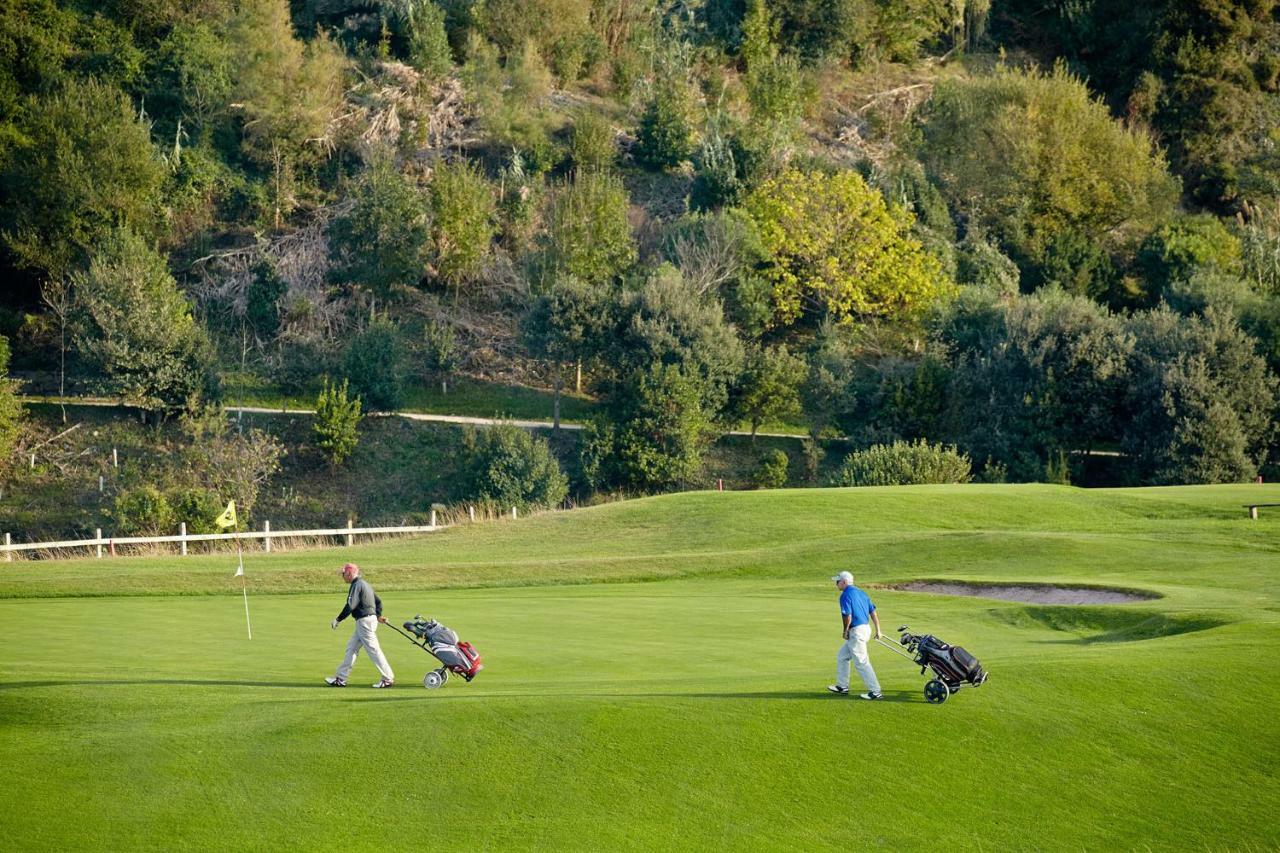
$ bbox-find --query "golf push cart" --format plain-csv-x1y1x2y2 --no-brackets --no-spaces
389,616,483,689
876,625,988,704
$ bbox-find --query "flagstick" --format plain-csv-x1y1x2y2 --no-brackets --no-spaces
235,516,252,640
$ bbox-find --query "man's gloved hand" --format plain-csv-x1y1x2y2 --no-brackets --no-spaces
331,619,339,630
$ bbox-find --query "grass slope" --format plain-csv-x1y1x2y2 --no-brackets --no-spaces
1,485,1278,850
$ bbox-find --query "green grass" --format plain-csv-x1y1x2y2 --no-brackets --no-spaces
2,484,1278,849
223,372,600,423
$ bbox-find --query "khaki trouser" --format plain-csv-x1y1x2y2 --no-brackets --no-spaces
836,624,881,693
336,616,394,682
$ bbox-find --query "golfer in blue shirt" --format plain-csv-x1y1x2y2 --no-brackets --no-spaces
827,570,883,700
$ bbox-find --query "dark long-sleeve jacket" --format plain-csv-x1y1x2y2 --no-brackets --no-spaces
335,577,382,622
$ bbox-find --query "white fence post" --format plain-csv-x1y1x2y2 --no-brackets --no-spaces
95,529,103,559
179,522,187,556
264,520,271,553
469,505,475,522
113,448,118,468
429,509,436,528
29,453,35,469
346,517,354,547
511,506,517,520
4,532,10,562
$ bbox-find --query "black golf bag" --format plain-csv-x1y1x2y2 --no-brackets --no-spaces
881,626,989,704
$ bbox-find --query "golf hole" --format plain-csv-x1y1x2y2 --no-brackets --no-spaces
887,581,1159,605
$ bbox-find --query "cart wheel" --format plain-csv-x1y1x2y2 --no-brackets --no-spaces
423,669,445,690
439,668,450,685
924,679,949,704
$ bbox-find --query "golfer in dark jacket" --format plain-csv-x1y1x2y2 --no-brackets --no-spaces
325,562,395,688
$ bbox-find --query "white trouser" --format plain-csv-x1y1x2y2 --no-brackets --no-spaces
836,624,880,693
336,616,394,681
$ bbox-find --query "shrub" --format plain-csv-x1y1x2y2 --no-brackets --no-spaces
429,158,497,291
570,111,616,173
343,320,404,412
274,339,336,397
113,485,176,535
328,155,431,296
635,69,696,170
422,320,459,394
170,487,223,535
407,0,452,78
830,439,972,487
314,377,362,467
0,336,23,466
752,449,789,489
539,171,636,286
463,423,569,511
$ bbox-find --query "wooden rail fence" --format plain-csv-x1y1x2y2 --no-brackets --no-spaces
1,518,449,561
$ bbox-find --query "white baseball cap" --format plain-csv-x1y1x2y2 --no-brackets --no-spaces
831,571,854,584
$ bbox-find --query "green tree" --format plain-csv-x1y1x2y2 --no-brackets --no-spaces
743,169,954,326
144,21,233,141
1,79,165,278
1123,306,1277,484
938,287,1134,481
406,0,453,78
611,362,718,492
462,422,569,511
569,110,616,172
0,336,24,467
343,319,405,412
539,170,636,286
635,63,696,169
918,64,1180,300
1137,214,1243,298
229,0,345,225
329,154,431,296
422,320,459,394
522,277,609,426
731,343,806,440
429,158,497,292
71,228,215,416
608,265,746,417
313,377,362,467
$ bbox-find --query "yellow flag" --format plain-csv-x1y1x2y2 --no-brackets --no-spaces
215,500,237,529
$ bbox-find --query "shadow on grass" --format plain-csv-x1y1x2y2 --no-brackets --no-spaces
991,605,1228,643
355,688,923,704
0,679,325,690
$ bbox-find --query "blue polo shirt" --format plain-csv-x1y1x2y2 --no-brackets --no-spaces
839,586,876,627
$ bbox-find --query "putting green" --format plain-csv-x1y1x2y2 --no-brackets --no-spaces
1,485,1277,850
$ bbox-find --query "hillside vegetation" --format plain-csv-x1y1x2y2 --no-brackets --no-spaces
2,0,1280,537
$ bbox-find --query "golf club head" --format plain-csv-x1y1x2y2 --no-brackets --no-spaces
897,625,909,633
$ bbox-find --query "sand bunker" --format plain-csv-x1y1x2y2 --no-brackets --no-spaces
891,581,1158,605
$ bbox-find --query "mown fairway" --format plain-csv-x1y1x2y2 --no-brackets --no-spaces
1,484,1278,850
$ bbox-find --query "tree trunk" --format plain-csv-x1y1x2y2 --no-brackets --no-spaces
575,359,582,394
442,377,448,395
553,369,563,432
